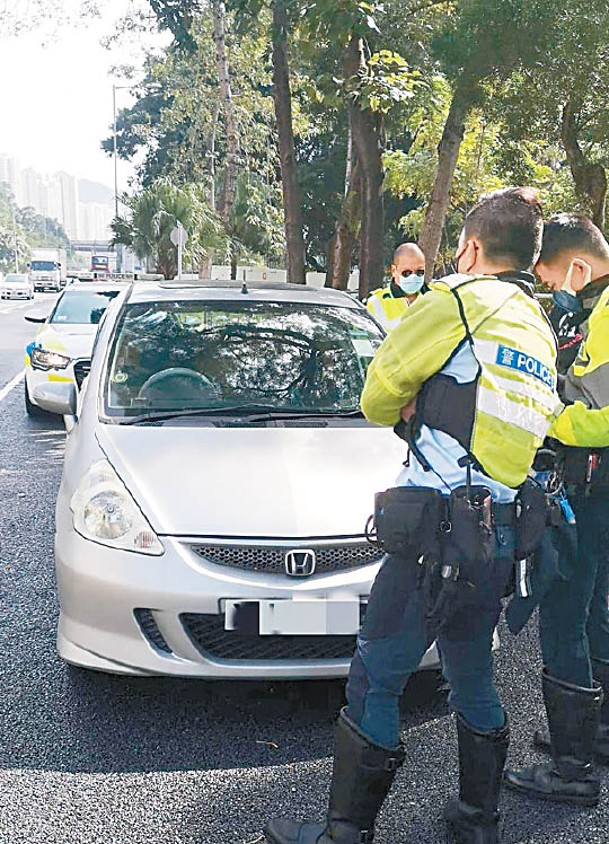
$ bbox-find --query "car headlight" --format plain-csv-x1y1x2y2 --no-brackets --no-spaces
70,460,164,555
31,348,71,371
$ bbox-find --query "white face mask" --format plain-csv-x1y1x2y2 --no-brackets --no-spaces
562,260,592,295
552,261,592,312
397,271,424,294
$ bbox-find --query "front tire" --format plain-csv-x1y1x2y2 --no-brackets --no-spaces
25,380,45,418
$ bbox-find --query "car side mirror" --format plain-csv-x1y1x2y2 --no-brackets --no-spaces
24,314,48,323
33,382,77,417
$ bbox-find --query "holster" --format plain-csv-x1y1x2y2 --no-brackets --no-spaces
442,486,494,573
515,478,547,559
425,486,495,634
370,487,444,556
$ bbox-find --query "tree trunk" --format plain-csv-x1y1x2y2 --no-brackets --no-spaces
199,101,221,280
326,160,361,289
212,0,239,225
272,0,306,285
344,35,384,299
208,99,220,212
419,77,476,280
561,101,607,230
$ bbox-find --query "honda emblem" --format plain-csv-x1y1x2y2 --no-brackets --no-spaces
285,549,316,577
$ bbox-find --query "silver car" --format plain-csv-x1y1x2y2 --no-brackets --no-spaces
38,281,442,678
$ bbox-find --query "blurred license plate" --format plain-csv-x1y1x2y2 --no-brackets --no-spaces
224,599,360,636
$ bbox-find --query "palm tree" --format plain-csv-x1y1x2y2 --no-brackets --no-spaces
112,179,227,278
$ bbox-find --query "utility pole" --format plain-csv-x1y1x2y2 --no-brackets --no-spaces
177,221,184,280
12,207,18,272
112,84,119,222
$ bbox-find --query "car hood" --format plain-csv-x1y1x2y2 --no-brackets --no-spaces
35,323,97,359
96,424,407,538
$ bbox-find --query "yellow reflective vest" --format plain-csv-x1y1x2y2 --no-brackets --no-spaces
551,284,609,447
366,285,416,332
361,273,562,489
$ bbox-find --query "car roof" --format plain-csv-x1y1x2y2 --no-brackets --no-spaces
125,280,362,308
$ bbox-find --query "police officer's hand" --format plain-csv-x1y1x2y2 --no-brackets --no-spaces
400,398,417,423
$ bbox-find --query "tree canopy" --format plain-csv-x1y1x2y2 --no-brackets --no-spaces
100,0,609,288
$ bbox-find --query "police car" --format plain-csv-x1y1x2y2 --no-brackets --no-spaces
24,282,122,417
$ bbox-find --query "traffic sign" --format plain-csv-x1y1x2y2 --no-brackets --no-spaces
170,224,188,247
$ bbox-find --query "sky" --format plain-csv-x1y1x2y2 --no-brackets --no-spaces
0,0,167,189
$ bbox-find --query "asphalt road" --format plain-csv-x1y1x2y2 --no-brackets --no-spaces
0,296,607,844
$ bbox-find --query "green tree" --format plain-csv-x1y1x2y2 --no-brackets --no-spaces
415,0,562,276
492,1,609,229
103,5,283,267
111,179,227,278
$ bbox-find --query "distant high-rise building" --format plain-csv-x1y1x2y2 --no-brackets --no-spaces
0,153,114,242
0,155,19,198
78,202,113,241
57,171,79,239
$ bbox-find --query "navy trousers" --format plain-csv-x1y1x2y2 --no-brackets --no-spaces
345,527,515,749
539,487,609,687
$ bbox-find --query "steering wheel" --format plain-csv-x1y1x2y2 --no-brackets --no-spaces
138,367,220,402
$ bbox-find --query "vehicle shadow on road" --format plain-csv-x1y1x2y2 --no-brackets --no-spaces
0,664,448,775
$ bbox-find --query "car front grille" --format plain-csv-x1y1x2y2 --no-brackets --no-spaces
181,613,358,661
73,359,91,389
190,542,382,575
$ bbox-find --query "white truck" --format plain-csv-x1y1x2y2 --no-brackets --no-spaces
29,248,67,292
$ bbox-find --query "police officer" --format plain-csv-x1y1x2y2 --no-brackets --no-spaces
263,188,561,844
365,242,426,331
504,214,609,805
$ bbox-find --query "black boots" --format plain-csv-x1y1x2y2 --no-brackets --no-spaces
444,714,510,844
263,708,404,844
591,658,609,761
504,670,603,806
533,659,609,764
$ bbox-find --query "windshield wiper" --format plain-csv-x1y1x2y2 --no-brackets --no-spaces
233,409,364,423
114,405,363,425
115,404,283,424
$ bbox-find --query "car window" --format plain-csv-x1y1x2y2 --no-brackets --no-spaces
5,274,29,283
104,300,384,417
49,290,120,325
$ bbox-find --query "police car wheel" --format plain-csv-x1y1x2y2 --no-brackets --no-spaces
25,381,45,418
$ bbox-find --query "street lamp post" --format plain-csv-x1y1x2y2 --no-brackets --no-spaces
112,84,119,221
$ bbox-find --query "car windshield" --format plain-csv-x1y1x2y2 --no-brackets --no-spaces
104,299,384,417
4,275,28,283
31,261,57,271
50,290,120,325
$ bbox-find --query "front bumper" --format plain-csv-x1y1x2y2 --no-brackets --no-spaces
55,527,442,679
25,358,90,409
25,364,73,409
1,289,31,299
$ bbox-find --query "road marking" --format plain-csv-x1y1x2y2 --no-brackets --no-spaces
0,304,30,313
0,370,25,402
